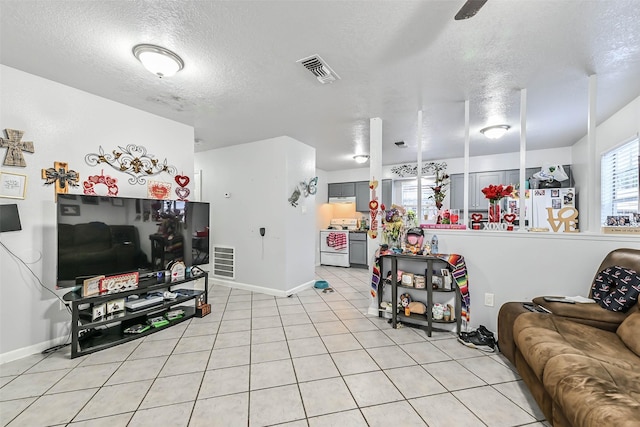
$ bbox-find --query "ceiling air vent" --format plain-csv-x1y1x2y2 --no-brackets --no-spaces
297,54,340,85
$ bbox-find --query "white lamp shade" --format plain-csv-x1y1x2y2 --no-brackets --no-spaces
480,125,510,139
133,44,184,78
353,154,369,163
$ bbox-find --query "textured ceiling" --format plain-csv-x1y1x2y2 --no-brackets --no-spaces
1,0,639,171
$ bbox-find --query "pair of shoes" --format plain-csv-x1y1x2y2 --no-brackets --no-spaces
478,325,495,340
458,329,496,352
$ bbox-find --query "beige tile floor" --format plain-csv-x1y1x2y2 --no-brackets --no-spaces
0,266,549,427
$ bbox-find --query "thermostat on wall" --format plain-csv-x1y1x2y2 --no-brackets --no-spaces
224,192,231,198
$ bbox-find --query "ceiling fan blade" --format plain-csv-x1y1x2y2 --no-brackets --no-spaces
454,0,488,20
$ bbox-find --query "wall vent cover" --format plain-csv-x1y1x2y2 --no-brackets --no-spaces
296,54,341,84
213,245,235,279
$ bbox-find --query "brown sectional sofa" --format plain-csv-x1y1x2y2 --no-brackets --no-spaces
499,248,640,426
513,312,640,426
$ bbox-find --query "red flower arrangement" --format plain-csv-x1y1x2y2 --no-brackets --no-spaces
481,184,514,202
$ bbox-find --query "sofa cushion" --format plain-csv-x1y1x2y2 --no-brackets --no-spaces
617,311,640,356
543,354,640,427
513,313,638,380
591,265,640,312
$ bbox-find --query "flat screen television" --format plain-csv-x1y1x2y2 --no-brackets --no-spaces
56,194,210,288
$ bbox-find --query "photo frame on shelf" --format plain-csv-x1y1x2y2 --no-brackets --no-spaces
106,298,125,314
92,303,106,321
83,275,104,297
0,171,27,199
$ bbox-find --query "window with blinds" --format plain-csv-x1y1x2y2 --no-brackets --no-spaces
601,136,639,225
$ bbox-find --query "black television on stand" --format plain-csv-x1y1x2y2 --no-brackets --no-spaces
56,194,210,288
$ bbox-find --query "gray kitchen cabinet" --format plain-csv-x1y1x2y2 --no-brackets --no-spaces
449,171,505,211
354,179,392,212
449,173,466,212
355,181,370,212
328,182,356,199
381,179,392,209
505,168,539,187
349,232,367,267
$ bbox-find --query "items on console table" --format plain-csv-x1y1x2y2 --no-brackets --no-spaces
378,253,470,337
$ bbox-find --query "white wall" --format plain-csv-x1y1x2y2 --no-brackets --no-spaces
572,95,640,230
0,66,195,361
195,136,316,295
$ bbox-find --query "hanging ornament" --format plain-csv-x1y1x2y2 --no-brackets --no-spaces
83,170,118,196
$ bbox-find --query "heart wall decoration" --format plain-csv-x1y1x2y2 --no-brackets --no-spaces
175,175,190,188
147,181,171,200
176,187,190,201
174,174,190,201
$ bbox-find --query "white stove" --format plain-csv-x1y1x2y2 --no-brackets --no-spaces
320,218,357,267
327,218,358,231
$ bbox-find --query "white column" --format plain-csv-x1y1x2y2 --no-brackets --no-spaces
463,100,470,226
368,117,383,315
519,88,527,232
587,74,597,232
417,110,423,218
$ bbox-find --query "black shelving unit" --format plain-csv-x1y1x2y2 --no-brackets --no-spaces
379,254,462,337
63,272,208,358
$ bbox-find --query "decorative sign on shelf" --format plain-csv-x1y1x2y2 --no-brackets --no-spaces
42,161,80,200
1,129,35,167
85,144,177,185
99,272,139,294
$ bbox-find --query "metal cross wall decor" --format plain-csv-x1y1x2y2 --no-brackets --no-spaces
85,145,177,185
1,129,35,167
42,161,80,200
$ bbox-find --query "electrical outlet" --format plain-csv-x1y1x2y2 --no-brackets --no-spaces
484,293,494,307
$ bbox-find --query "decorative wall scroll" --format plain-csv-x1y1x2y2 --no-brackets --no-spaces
83,170,119,196
85,145,177,185
390,161,447,178
1,129,35,167
42,161,80,199
148,180,172,200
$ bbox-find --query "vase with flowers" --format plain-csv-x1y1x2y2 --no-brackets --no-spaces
481,184,514,223
427,162,450,222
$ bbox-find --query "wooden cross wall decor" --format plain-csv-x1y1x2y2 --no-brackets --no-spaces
1,129,35,167
42,161,80,200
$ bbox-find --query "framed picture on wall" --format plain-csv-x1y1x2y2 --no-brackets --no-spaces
0,171,27,199
60,204,80,216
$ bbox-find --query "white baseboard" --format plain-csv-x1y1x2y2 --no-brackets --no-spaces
0,335,68,365
210,278,315,297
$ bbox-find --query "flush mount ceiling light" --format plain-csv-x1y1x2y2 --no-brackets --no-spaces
480,124,510,139
132,44,184,78
353,154,370,164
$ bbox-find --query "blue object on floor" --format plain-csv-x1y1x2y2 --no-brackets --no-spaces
314,280,329,289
